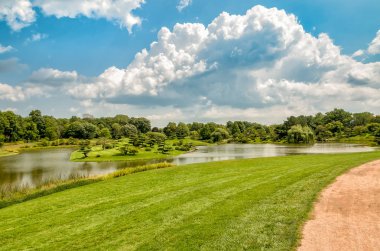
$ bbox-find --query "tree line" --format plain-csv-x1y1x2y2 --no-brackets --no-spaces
1,108,379,146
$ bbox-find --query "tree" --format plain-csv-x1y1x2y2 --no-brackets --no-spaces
29,110,46,138
129,117,151,133
24,119,39,142
64,121,85,138
44,116,59,140
210,128,230,142
323,108,352,126
79,147,91,158
315,125,333,142
352,112,373,127
176,122,189,139
199,125,212,140
0,134,4,147
111,123,123,139
287,125,315,144
326,121,344,137
123,124,138,138
83,123,98,139
146,132,167,144
163,122,177,139
99,128,111,150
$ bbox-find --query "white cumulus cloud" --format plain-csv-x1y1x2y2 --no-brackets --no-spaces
0,0,144,32
0,82,45,101
64,5,380,118
0,0,36,31
368,29,380,55
33,0,145,32
177,0,192,12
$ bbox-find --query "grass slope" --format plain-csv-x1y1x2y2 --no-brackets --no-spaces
0,152,379,250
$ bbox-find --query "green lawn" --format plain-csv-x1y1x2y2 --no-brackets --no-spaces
1,152,379,250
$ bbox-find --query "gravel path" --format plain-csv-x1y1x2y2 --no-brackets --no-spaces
298,160,380,251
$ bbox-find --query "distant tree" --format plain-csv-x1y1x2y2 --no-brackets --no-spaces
323,108,352,126
114,114,129,125
315,125,333,142
123,124,138,138
99,127,111,139
163,122,177,139
83,123,98,139
111,123,123,139
129,117,151,133
210,128,230,142
64,121,85,138
199,125,212,140
0,134,4,147
24,119,39,141
29,110,46,138
151,127,160,132
176,122,189,139
99,128,111,150
326,121,344,137
352,112,374,127
146,132,167,144
287,125,315,144
190,131,200,140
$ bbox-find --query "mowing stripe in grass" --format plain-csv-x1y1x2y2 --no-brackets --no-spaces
0,152,379,250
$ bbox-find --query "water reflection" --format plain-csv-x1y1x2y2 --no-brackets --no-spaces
0,143,375,190
171,143,374,165
0,148,167,190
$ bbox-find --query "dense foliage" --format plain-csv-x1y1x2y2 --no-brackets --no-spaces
0,108,379,145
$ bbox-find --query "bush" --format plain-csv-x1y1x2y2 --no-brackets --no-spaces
104,143,113,149
128,146,139,155
39,139,50,147
67,137,78,145
145,147,152,152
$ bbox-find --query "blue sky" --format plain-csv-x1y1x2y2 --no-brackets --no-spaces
0,0,380,126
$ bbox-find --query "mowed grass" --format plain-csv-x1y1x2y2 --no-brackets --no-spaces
0,152,379,250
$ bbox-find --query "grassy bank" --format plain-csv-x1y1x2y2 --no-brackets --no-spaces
0,162,174,209
0,141,78,158
70,138,209,162
0,152,379,250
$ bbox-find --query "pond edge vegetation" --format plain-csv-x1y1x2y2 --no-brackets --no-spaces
0,162,174,209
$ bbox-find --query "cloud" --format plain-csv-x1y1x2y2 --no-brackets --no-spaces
33,0,145,32
0,82,45,101
28,68,79,86
0,0,144,32
0,58,27,73
3,5,380,123
177,0,192,12
368,29,380,55
0,44,14,54
352,49,364,58
25,33,48,43
63,5,380,120
0,0,36,31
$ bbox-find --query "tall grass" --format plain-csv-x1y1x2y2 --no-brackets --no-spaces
0,162,174,209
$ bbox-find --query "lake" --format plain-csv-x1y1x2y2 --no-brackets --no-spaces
0,143,375,190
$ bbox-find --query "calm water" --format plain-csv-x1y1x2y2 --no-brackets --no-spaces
171,143,375,165
0,143,375,190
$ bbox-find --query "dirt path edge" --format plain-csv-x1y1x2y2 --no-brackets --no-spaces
297,160,380,251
